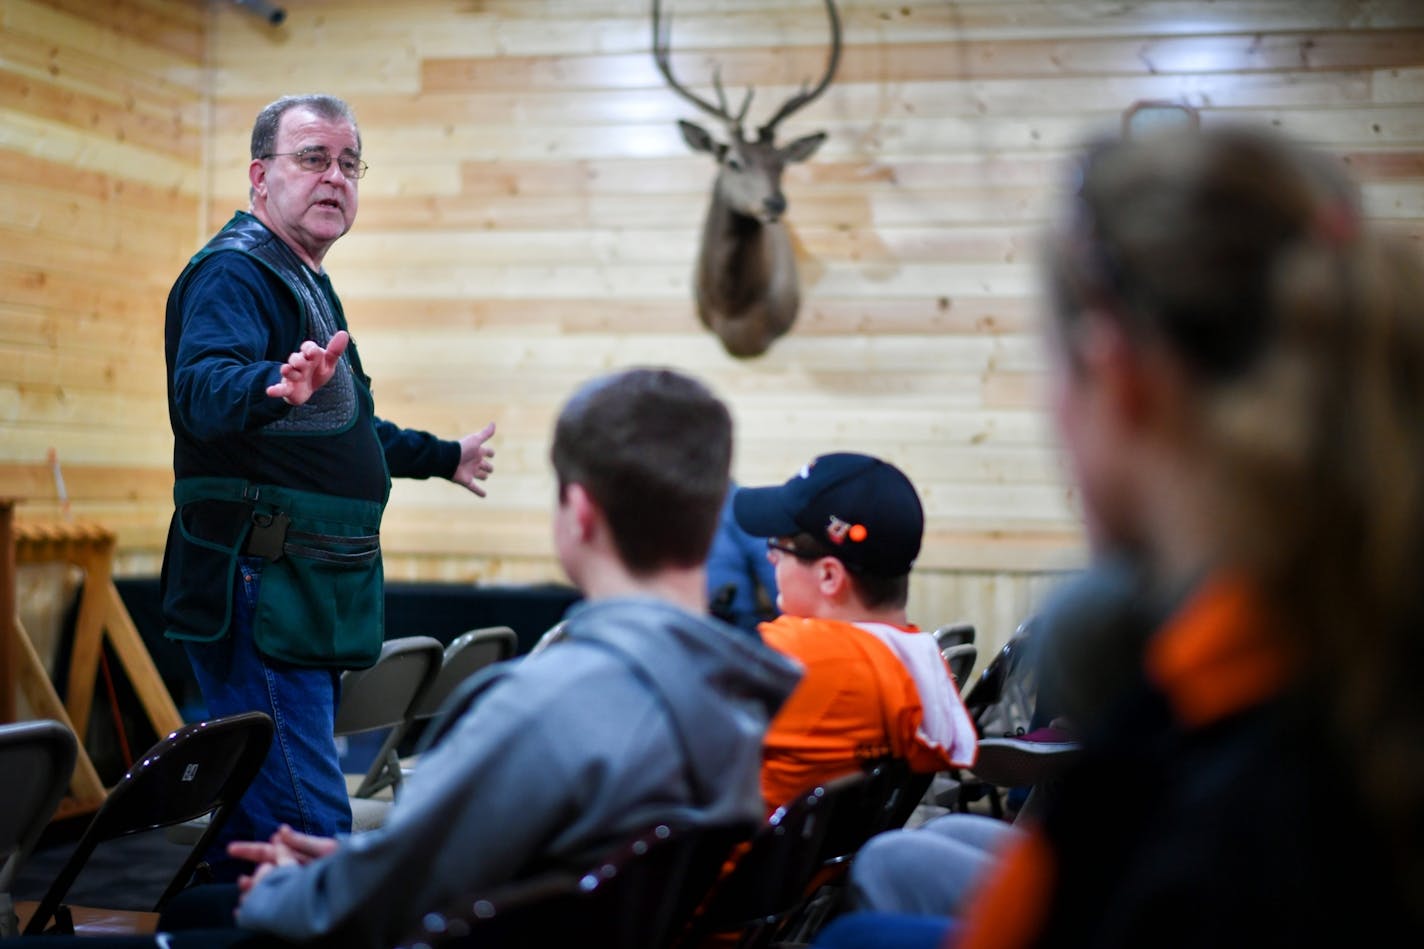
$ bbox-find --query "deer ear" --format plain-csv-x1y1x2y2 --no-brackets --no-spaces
781,131,828,164
678,120,719,154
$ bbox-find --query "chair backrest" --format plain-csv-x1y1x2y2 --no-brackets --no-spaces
963,619,1040,739
409,626,518,720
397,820,756,949
579,820,756,949
932,622,976,650
831,758,932,857
402,871,581,949
812,760,904,868
0,720,77,937
971,735,1083,791
888,769,935,831
348,634,501,801
684,772,870,945
23,711,273,934
334,635,444,736
764,762,934,947
527,618,569,656
940,642,978,688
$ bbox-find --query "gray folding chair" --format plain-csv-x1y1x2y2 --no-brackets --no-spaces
336,635,445,739
0,720,78,937
353,626,517,799
528,619,569,655
940,642,978,689
336,636,443,829
170,637,443,844
932,622,976,650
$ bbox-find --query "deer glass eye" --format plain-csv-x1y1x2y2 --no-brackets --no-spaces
725,155,745,171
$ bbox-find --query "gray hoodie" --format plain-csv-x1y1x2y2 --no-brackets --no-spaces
236,596,802,948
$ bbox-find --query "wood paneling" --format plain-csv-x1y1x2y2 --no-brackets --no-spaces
0,0,201,558
2,0,1422,643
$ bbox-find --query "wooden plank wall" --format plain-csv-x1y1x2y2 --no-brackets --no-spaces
4,0,1423,660
0,1,206,582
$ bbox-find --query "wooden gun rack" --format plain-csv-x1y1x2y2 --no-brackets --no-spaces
2,501,182,818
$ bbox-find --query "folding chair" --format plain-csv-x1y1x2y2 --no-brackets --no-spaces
354,626,517,799
399,871,580,949
781,759,934,944
335,635,445,739
23,711,273,935
527,618,569,655
949,620,1043,818
0,720,78,938
677,772,871,949
396,819,755,949
336,635,443,828
815,758,917,871
972,733,1082,823
963,619,1040,740
940,642,978,689
931,622,975,650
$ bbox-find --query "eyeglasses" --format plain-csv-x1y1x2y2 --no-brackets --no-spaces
766,538,819,561
261,146,368,180
766,536,863,573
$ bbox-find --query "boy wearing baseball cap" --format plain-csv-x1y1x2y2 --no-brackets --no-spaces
734,452,977,810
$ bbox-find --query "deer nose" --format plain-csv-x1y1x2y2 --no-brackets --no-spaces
763,194,787,218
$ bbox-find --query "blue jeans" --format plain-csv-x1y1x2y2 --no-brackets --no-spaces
849,815,1019,918
183,557,351,876
813,912,956,949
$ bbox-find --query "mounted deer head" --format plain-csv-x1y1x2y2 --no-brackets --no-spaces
653,0,841,358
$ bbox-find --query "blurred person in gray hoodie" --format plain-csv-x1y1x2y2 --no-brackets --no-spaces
225,367,803,948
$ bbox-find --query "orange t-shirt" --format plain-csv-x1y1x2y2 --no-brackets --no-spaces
758,615,977,811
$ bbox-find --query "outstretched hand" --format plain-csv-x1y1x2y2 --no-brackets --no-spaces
266,330,350,406
453,421,497,497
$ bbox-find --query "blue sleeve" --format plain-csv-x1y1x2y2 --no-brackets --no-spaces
374,418,460,480
171,255,294,440
707,493,779,633
706,500,752,609
750,532,779,603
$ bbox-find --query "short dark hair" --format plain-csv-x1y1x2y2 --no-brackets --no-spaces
250,94,361,159
551,368,733,575
784,531,911,610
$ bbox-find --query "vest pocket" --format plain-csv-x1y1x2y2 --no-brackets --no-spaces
249,488,385,670
161,498,252,643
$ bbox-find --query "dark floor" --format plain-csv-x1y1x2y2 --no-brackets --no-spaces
14,825,196,912
13,727,392,915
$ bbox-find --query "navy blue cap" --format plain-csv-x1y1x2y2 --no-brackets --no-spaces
733,452,924,577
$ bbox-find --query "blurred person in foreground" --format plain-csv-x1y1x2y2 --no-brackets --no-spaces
819,124,1424,948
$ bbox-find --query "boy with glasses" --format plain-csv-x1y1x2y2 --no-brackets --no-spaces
733,453,977,810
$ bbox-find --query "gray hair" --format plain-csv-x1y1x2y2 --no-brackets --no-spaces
249,94,361,159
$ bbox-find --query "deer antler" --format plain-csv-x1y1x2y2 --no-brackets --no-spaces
653,0,750,126
757,0,841,141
